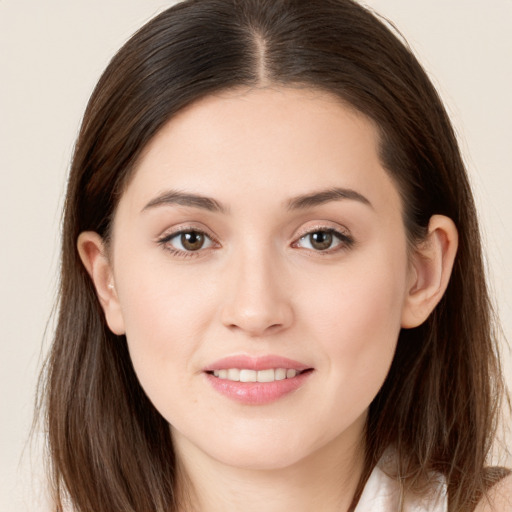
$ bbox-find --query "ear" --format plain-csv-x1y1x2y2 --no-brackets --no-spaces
77,231,126,335
401,215,458,329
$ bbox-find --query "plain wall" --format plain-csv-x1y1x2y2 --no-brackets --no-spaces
1,1,510,510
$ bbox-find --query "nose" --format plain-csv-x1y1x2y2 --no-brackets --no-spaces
220,247,294,337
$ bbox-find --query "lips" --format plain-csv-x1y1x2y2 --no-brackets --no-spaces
204,354,310,372
204,355,313,405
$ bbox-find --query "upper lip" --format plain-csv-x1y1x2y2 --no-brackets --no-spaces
203,354,311,372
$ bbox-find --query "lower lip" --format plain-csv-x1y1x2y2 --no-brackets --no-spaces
205,371,313,405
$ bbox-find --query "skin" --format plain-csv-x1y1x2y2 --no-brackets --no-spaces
79,87,459,512
475,474,512,512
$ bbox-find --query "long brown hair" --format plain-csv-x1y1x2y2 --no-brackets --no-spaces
40,1,508,510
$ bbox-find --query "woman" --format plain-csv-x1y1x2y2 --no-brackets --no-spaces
41,0,511,510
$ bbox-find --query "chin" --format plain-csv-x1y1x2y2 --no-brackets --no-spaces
172,420,317,471
213,444,309,471
206,424,339,471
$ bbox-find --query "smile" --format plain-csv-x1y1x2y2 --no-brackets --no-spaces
211,368,302,382
204,355,313,405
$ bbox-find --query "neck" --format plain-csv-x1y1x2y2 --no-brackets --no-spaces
173,419,366,512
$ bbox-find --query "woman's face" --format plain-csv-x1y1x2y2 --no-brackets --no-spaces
105,87,415,470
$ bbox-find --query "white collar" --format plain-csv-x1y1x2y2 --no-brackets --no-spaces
354,453,447,512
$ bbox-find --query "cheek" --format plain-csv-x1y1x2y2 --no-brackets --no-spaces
117,245,214,335
113,254,219,401
300,247,408,394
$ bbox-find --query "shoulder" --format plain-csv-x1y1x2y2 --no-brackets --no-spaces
474,473,512,512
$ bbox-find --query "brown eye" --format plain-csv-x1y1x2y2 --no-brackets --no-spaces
180,231,205,251
159,229,215,254
309,231,333,251
295,228,353,252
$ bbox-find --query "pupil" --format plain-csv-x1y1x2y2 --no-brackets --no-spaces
311,231,332,250
181,232,204,251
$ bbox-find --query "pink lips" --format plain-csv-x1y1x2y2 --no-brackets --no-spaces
204,354,310,372
203,355,313,405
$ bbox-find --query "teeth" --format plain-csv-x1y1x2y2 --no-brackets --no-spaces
212,368,302,382
257,369,274,383
240,369,257,382
227,368,240,381
275,368,286,381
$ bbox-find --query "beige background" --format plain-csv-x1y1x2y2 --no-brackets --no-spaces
1,1,511,510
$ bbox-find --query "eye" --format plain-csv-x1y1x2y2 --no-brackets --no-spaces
294,228,353,252
158,229,216,254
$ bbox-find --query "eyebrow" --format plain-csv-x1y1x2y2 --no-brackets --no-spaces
286,187,372,211
142,186,372,214
142,190,228,214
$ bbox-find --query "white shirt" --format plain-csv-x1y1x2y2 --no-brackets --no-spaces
354,454,447,512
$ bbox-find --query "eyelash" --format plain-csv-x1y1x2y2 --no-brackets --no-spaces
157,226,354,259
157,226,220,259
292,226,354,255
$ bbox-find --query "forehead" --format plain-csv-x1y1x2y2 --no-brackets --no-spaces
120,86,401,217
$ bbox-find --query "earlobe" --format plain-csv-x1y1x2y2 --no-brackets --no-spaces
401,215,458,329
77,231,126,335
